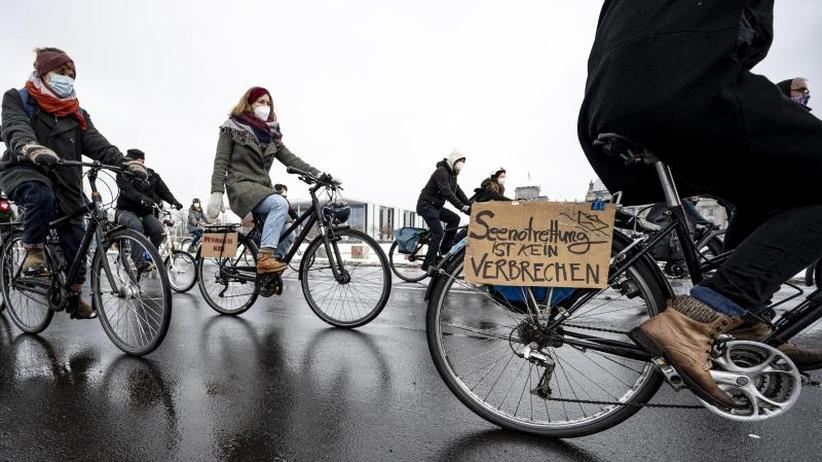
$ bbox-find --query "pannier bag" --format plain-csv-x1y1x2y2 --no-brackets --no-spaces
395,227,427,254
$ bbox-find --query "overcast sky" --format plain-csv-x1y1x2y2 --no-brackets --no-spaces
2,1,820,211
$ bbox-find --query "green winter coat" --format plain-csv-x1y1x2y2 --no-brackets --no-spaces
210,118,320,217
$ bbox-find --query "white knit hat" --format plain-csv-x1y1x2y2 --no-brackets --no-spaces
446,149,466,170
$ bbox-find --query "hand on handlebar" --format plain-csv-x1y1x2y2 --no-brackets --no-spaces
461,204,471,214
319,172,342,186
123,160,148,179
22,144,59,167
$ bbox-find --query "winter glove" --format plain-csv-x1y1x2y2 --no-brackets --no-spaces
123,160,148,179
173,202,183,211
22,144,59,167
206,192,224,219
319,172,342,185
140,198,155,209
461,205,471,214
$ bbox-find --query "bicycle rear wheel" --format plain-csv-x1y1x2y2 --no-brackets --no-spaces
165,250,197,293
0,233,53,334
300,228,391,328
196,235,259,315
388,241,429,283
92,228,173,356
426,235,667,437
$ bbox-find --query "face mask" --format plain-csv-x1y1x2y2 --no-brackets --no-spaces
48,73,75,98
454,160,465,173
253,105,271,121
792,94,811,107
497,177,506,185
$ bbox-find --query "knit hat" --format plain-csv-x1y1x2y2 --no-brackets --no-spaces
489,167,506,178
446,149,466,171
34,48,75,77
126,149,146,160
247,87,271,105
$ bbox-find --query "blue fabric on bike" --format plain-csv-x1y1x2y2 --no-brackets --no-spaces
490,285,576,306
395,227,427,254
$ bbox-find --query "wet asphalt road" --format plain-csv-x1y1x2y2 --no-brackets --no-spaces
1,276,821,462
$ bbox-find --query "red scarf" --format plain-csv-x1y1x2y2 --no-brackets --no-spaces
24,80,88,130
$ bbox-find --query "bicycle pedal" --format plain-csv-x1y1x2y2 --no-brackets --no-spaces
652,357,686,390
801,373,821,388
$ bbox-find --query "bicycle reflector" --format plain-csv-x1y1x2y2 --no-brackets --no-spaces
322,203,350,224
0,199,10,213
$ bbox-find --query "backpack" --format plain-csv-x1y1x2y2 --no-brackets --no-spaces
394,227,427,254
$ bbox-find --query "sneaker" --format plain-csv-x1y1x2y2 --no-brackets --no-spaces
630,295,744,409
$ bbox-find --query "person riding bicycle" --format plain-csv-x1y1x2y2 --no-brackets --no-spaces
115,148,182,270
207,86,331,274
187,197,210,252
579,2,822,409
472,167,512,203
0,47,146,319
416,149,471,273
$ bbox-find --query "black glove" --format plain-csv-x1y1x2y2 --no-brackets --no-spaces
140,198,154,209
461,204,471,214
174,202,183,211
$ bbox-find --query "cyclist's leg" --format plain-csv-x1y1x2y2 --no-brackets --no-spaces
252,194,289,272
117,209,147,265
275,222,295,260
418,205,443,270
190,228,203,246
56,219,94,318
141,214,165,251
438,208,460,255
8,181,55,272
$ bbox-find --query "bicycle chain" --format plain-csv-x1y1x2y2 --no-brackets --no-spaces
545,322,703,409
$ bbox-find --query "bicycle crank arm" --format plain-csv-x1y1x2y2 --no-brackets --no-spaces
651,357,686,391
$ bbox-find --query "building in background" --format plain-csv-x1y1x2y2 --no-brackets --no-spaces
584,179,611,202
514,185,549,201
290,197,425,242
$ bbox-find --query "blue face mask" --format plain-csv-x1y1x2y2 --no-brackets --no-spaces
791,94,811,107
48,74,75,98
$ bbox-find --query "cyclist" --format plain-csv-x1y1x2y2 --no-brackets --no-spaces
472,167,511,203
115,148,182,270
416,149,471,273
206,86,331,274
187,198,210,252
579,2,822,409
273,183,298,260
0,47,146,319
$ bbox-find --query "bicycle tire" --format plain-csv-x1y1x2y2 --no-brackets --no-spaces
426,233,668,438
165,250,198,293
196,234,260,316
92,228,173,356
300,228,391,328
815,259,822,290
0,232,54,334
388,241,428,283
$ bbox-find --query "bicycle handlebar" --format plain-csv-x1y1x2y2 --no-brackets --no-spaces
286,167,343,189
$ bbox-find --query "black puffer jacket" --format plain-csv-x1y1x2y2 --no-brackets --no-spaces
0,88,125,215
116,168,180,216
416,160,469,211
472,178,511,203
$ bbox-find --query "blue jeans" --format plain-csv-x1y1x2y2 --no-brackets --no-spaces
252,194,290,256
9,181,87,285
190,228,204,246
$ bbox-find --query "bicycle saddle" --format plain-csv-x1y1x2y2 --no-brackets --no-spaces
593,133,659,165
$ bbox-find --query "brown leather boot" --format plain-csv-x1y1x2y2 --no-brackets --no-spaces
257,249,287,274
22,247,46,274
630,295,744,409
729,321,822,371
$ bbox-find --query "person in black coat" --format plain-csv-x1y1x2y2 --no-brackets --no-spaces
115,149,182,269
472,167,511,203
776,77,811,111
0,47,145,319
416,150,471,272
578,1,822,409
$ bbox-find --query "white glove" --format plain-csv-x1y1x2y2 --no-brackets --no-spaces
206,192,224,219
22,144,59,166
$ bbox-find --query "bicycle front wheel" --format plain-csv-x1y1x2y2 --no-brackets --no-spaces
196,235,259,315
426,235,667,438
0,233,53,334
388,241,429,283
300,228,391,328
165,250,197,293
92,228,173,356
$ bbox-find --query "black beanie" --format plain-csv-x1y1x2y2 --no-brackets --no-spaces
126,149,145,160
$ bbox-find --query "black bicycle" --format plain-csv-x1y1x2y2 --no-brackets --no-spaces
389,225,467,283
0,160,173,356
196,168,392,327
425,133,816,437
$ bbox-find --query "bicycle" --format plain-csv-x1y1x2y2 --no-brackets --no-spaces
195,168,392,327
0,159,173,356
389,225,467,283
153,205,197,293
424,133,819,438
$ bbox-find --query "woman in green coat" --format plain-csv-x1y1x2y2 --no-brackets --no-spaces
207,87,329,274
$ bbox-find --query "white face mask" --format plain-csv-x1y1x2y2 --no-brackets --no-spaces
454,160,465,173
497,177,506,185
253,105,271,121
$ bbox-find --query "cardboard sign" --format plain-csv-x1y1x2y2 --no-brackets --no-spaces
201,232,239,258
464,202,616,288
